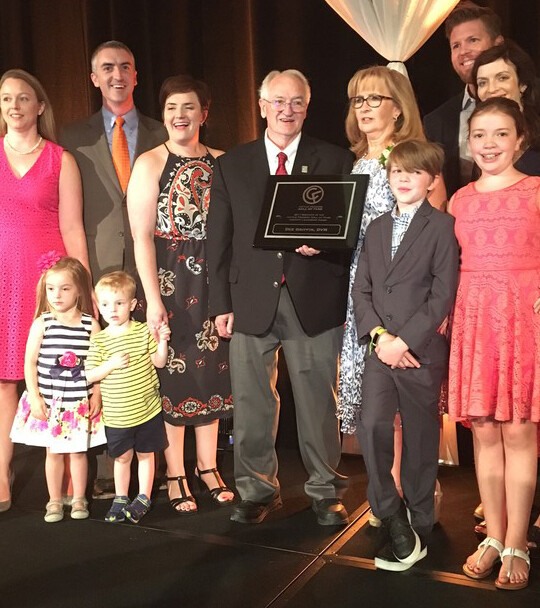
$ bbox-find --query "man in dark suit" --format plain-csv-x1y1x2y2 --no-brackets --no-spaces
207,69,353,526
352,141,459,570
61,40,167,281
60,41,167,498
423,2,503,197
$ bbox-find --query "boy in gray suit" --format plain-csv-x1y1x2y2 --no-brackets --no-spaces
352,141,459,571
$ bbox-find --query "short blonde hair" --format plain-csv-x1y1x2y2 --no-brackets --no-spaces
95,271,136,300
345,66,425,159
386,140,444,178
0,69,57,142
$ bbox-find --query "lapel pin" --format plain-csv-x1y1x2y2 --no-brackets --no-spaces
301,165,308,173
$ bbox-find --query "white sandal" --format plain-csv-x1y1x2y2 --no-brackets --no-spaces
44,499,64,523
462,536,504,579
495,547,530,590
70,496,89,520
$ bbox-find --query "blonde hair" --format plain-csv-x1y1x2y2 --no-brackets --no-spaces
0,69,57,142
345,66,425,159
95,271,137,300
386,140,444,178
35,257,92,318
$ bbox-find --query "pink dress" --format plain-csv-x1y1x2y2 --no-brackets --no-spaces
0,139,66,380
448,176,540,422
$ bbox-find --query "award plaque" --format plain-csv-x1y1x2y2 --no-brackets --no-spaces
253,174,368,250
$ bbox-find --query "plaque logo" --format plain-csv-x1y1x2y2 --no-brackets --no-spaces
302,185,324,205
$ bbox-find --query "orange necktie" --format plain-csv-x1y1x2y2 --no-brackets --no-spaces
112,116,130,193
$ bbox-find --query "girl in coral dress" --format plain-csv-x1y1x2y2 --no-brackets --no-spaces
448,98,539,590
11,258,106,522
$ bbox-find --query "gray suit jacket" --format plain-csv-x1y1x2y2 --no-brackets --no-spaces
352,200,459,363
60,110,167,279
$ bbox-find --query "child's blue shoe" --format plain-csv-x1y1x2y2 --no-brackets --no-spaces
105,496,129,523
124,494,151,524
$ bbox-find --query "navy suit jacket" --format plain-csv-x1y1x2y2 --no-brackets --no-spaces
423,93,463,199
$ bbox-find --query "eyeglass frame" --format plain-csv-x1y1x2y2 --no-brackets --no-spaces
349,94,395,109
261,98,307,112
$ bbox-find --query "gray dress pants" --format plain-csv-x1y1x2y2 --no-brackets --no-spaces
230,285,347,503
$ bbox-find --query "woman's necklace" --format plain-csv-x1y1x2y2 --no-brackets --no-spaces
5,134,43,155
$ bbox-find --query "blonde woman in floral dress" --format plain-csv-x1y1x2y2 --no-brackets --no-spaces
129,75,233,515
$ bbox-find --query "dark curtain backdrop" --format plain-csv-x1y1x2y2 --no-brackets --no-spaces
1,0,539,151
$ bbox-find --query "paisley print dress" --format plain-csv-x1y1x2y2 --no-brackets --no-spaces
337,158,396,434
145,150,233,426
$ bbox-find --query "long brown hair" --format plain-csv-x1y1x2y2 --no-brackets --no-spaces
35,257,93,318
0,69,57,142
345,66,425,159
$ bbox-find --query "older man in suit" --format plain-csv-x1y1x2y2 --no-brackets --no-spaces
423,2,503,197
61,40,167,281
61,41,167,498
207,69,353,526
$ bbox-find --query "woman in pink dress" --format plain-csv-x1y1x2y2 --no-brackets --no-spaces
0,69,90,512
448,98,539,590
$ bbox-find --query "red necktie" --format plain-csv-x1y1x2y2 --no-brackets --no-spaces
112,116,130,193
276,151,288,175
276,152,288,284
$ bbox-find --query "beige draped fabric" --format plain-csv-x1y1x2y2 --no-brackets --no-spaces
325,0,460,76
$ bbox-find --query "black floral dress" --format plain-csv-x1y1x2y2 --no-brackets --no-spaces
145,149,233,426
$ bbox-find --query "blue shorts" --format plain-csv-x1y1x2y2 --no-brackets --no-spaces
105,412,168,458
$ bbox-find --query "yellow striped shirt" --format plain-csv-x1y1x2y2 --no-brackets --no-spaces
86,321,161,428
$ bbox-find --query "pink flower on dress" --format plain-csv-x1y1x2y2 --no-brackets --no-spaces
39,419,49,431
59,351,78,367
51,424,63,437
37,250,62,274
21,395,31,414
62,410,75,423
77,402,89,417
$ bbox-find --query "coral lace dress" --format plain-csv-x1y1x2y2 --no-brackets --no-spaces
448,176,540,422
0,139,66,380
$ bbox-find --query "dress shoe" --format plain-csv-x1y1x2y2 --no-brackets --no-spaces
230,495,282,524
312,498,349,526
375,540,427,571
382,503,420,563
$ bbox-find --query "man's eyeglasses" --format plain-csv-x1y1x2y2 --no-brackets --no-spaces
349,94,394,109
263,99,306,112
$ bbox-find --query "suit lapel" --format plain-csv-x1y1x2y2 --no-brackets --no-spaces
247,139,272,215
85,112,123,198
292,134,318,174
380,213,393,271
386,201,431,277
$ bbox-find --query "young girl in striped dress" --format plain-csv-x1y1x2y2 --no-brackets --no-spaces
11,257,106,522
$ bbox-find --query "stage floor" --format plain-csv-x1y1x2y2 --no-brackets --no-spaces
1,443,538,608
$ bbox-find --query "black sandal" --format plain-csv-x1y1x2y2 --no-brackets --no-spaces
166,476,197,515
194,467,234,507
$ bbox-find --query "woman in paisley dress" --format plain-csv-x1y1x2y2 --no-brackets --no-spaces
128,75,233,513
